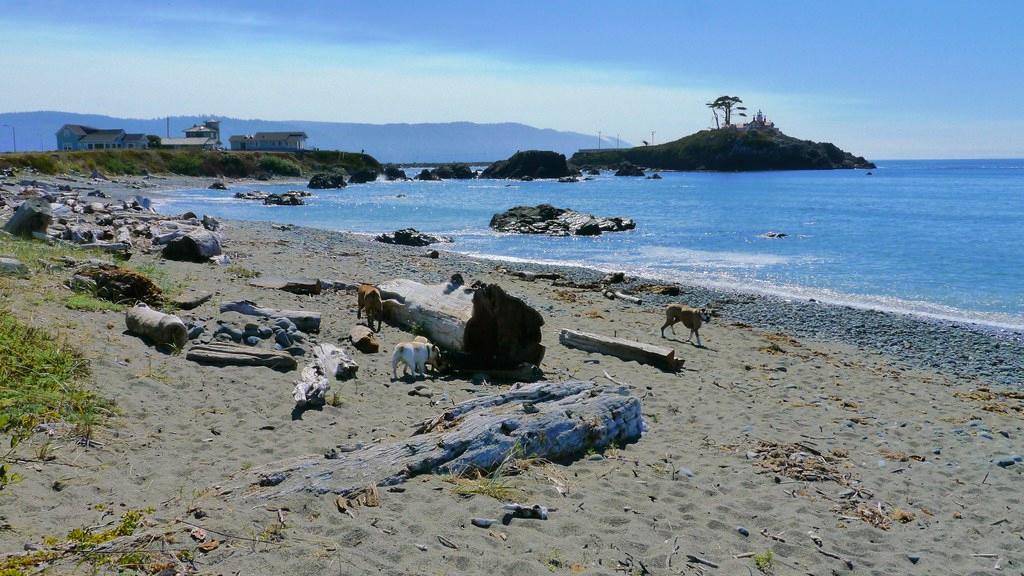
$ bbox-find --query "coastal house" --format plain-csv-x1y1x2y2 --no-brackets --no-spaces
159,119,221,150
229,131,307,152
56,124,148,150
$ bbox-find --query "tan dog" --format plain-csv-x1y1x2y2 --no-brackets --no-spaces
391,339,441,380
661,304,711,346
357,283,383,331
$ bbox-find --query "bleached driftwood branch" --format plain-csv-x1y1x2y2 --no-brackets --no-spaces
235,380,643,499
559,329,682,372
293,343,358,406
186,342,298,371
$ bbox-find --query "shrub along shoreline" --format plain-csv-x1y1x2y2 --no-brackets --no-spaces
0,148,381,178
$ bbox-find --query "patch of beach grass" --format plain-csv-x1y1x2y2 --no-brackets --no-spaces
0,308,111,488
446,444,527,502
129,261,185,299
753,550,774,574
64,292,124,312
226,265,260,279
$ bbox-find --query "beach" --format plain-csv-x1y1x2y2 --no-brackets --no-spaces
0,171,1021,575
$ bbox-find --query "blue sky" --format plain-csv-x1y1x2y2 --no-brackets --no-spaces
2,0,1022,158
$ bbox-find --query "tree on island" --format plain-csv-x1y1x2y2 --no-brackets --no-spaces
706,96,747,128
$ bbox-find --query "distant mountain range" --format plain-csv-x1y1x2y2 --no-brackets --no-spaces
0,111,627,163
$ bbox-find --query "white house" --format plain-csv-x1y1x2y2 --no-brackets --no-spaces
229,131,307,152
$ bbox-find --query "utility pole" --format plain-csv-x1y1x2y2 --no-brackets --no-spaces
616,134,620,148
598,130,602,149
166,117,170,138
1,124,15,152
650,130,655,146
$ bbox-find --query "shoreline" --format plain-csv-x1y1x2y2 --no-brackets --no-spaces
243,221,1024,387
150,177,1024,339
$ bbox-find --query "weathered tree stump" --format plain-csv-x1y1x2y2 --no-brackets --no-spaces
125,304,188,348
186,342,298,371
559,329,682,372
379,279,544,370
3,198,52,238
235,380,643,499
219,300,321,333
293,343,357,406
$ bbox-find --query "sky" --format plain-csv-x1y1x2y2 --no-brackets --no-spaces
1,0,1022,158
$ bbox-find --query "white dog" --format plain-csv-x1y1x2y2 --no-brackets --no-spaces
391,339,441,380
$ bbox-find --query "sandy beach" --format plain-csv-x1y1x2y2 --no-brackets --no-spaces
1,173,1022,575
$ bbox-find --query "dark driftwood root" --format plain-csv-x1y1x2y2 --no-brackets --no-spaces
236,380,643,499
379,279,544,371
77,266,162,305
186,342,298,371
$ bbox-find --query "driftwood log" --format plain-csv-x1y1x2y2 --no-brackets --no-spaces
559,329,682,372
186,342,298,371
219,300,321,333
125,304,188,348
236,380,643,499
293,343,357,406
161,228,222,262
379,279,544,370
249,276,322,295
3,198,52,238
602,290,642,305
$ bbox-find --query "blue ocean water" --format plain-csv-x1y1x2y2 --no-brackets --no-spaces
155,159,1024,330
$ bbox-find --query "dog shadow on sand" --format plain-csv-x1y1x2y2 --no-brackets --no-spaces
662,336,718,353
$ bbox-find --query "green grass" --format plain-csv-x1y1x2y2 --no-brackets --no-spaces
129,262,183,298
226,265,260,279
754,550,774,574
0,308,111,488
64,293,123,312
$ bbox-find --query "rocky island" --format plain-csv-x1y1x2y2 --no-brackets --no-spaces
479,150,574,180
572,123,874,172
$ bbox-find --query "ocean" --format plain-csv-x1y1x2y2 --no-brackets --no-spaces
154,159,1024,331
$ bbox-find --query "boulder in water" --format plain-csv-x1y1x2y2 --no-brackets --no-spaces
308,173,347,189
614,162,645,177
374,228,452,247
479,150,572,180
489,204,635,236
348,168,379,184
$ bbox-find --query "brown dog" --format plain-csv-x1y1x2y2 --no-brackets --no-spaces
661,304,711,346
357,283,383,331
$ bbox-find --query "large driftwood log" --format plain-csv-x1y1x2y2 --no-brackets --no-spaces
379,279,545,369
186,342,298,371
559,329,683,372
293,343,357,406
3,198,52,238
219,300,321,333
249,276,322,295
161,228,222,262
125,304,188,348
236,380,643,499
